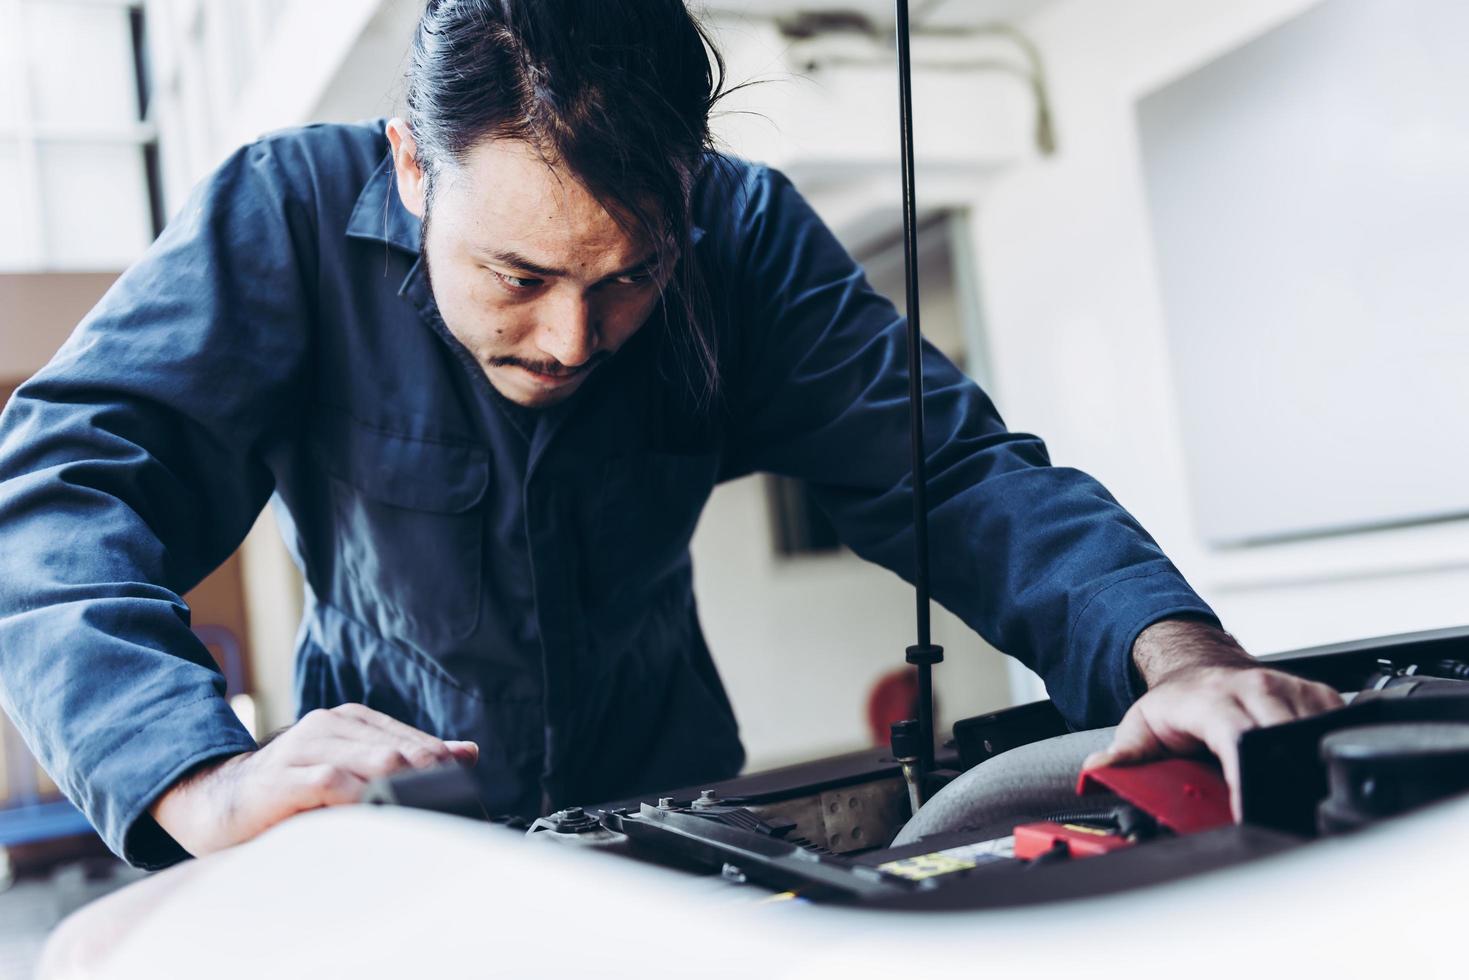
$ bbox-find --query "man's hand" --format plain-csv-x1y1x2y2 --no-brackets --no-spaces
1082,619,1342,816
150,703,478,857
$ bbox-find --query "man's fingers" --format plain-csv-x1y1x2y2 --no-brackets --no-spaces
1294,681,1345,715
329,703,458,764
308,703,478,768
446,740,480,765
1234,678,1297,729
1234,672,1343,729
331,739,415,781
1084,667,1345,823
1083,714,1165,771
285,736,424,782
290,764,368,810
1196,698,1256,819
337,706,478,766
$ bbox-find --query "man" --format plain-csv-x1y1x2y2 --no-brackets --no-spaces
0,0,1339,869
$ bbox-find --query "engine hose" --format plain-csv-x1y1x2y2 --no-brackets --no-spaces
893,727,1115,847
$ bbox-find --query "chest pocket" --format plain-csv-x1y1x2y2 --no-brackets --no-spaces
311,413,489,656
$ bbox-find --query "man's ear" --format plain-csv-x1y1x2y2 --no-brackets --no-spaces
386,117,427,219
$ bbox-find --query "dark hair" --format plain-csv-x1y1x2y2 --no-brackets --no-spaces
405,0,730,406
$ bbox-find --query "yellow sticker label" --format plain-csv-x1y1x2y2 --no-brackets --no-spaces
877,853,977,881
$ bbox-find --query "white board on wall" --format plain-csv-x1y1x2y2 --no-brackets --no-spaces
1136,0,1469,546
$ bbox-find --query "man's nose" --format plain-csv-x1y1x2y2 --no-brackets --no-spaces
534,292,599,368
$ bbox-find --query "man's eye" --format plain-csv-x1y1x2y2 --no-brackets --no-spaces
614,271,653,286
493,271,542,290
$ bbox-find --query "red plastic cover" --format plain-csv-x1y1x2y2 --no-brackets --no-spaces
1076,758,1233,834
1013,821,1132,860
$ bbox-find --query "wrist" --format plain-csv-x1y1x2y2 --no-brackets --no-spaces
1132,617,1253,689
149,751,250,854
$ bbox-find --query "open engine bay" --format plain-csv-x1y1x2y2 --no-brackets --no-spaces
365,626,1469,910
363,0,1469,914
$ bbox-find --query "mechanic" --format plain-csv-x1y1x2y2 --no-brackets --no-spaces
0,0,1341,869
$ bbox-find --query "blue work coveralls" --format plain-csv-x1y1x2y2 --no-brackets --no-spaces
0,120,1218,868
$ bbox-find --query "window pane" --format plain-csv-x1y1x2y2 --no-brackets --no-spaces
25,2,140,129
0,16,20,131
37,141,152,269
0,141,42,269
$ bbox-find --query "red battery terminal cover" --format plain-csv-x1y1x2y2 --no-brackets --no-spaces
1075,758,1233,834
1013,821,1131,861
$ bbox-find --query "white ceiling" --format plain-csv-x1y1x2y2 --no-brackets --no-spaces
702,0,1057,30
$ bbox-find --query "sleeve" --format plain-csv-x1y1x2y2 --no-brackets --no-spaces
720,166,1219,729
0,137,316,867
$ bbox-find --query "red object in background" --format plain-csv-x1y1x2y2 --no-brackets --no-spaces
1076,758,1233,834
866,668,922,746
1013,821,1133,860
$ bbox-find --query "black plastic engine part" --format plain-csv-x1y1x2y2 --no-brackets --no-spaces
1239,686,1469,837
890,720,921,760
1433,658,1469,680
952,700,1070,770
1317,722,1469,834
604,804,918,902
360,763,487,821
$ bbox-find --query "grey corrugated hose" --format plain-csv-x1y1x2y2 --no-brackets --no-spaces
892,727,1118,847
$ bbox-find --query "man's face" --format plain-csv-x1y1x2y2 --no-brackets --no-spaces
388,122,665,408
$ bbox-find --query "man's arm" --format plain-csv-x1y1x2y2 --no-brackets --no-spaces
713,164,1213,726
1084,618,1343,813
0,133,466,866
707,163,1340,777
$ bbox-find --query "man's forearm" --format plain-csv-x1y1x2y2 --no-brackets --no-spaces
1132,617,1256,688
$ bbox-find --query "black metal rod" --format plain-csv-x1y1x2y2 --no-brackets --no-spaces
894,0,938,780
895,0,929,646
916,649,936,781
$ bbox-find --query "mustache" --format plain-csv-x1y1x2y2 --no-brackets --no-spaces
488,351,612,377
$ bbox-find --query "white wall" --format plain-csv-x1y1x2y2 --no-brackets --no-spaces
1135,0,1469,546
974,0,1469,659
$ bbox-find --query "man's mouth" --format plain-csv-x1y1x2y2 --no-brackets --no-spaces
493,352,610,389
518,363,583,387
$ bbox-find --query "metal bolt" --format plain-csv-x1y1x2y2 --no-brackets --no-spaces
657,797,675,809
559,806,585,820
